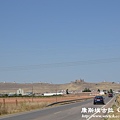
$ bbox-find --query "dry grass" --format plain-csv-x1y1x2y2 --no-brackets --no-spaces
0,95,92,104
0,101,49,116
116,95,120,106
0,102,8,115
0,95,93,116
105,95,120,120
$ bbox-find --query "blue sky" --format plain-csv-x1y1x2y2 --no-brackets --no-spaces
0,0,120,83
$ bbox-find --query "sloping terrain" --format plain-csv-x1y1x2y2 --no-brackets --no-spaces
0,81,119,94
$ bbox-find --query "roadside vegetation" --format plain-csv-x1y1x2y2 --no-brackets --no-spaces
0,94,93,116
0,101,49,116
105,95,120,120
0,96,59,116
82,88,91,92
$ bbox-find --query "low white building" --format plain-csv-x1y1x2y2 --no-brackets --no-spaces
43,92,63,96
17,88,24,95
99,91,105,95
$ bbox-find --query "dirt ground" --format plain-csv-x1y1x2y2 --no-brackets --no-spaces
0,95,93,104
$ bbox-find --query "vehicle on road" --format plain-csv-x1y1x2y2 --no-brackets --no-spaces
93,96,105,105
108,93,113,97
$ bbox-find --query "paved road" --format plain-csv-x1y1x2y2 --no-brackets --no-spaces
0,96,115,120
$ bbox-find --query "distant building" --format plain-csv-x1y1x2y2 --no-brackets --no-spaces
74,79,84,83
99,91,105,95
24,92,33,96
17,88,24,95
42,92,63,96
103,90,108,94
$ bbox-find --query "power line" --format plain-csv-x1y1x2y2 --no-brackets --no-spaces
0,57,120,71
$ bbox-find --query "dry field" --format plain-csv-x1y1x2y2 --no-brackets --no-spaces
105,95,120,120
0,94,93,116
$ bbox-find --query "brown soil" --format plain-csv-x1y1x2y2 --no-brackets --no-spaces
0,95,93,104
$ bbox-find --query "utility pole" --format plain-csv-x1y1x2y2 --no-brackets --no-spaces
32,82,33,102
56,85,57,102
